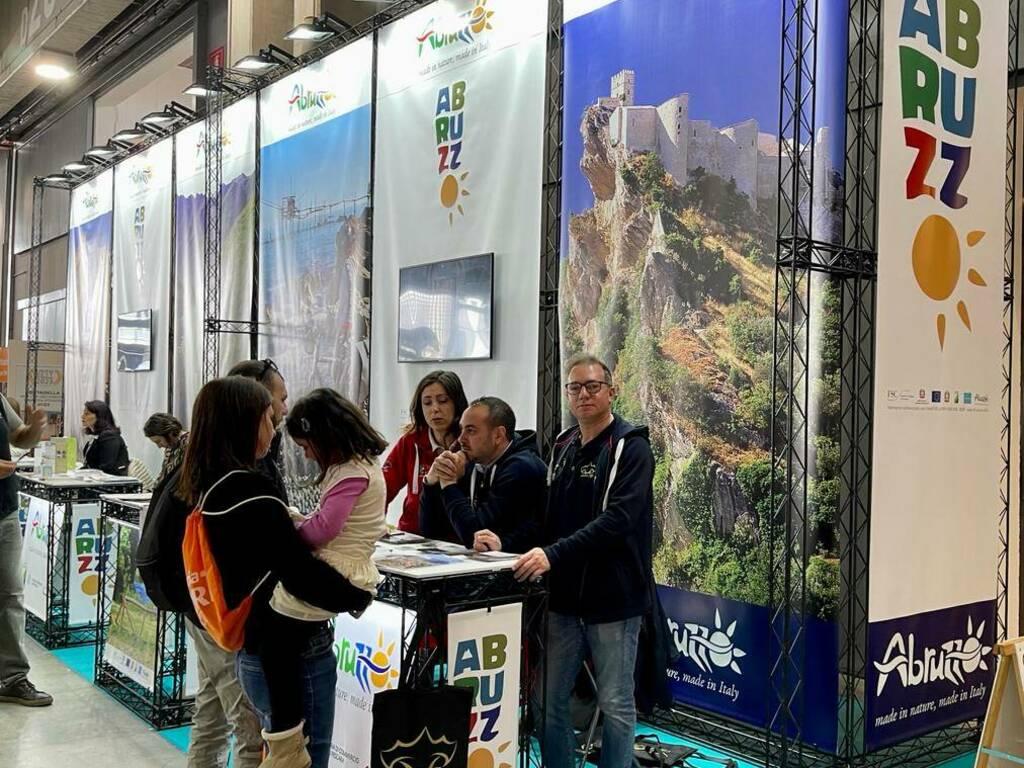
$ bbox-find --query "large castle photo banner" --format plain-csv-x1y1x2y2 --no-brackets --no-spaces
560,0,847,750
867,0,1008,749
370,0,547,454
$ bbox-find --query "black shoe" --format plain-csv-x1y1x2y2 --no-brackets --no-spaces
0,678,53,707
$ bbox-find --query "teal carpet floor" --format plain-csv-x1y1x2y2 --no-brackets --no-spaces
47,644,978,767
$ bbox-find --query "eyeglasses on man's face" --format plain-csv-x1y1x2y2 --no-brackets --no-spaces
565,380,611,397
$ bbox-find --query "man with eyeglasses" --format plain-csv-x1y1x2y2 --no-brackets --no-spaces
229,358,290,501
509,352,654,768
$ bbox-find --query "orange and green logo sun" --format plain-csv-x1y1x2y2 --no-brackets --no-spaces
355,630,399,693
468,740,513,768
911,214,987,350
440,172,471,225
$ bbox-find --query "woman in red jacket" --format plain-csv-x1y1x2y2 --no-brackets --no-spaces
382,371,468,533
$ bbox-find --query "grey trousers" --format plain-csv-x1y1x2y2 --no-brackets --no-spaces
186,620,264,768
0,513,30,686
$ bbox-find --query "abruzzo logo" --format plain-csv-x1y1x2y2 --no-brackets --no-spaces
667,609,747,675
873,617,991,696
288,83,334,113
129,164,153,187
897,0,989,349
435,80,471,226
335,629,399,694
82,192,99,212
416,0,495,57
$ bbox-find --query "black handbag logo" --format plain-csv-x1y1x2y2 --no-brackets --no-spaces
380,727,459,768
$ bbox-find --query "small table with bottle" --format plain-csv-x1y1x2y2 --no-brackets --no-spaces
19,465,141,649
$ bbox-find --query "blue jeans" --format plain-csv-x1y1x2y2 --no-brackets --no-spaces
236,623,337,768
542,612,641,768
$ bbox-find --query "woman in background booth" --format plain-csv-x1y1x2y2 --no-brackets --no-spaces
144,412,188,485
382,371,468,534
81,401,130,475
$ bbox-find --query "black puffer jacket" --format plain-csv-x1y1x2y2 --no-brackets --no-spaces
83,429,130,475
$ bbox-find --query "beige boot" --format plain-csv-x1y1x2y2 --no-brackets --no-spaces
258,722,312,768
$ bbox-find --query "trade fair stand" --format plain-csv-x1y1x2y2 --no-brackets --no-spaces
19,472,141,649
94,493,194,729
336,535,548,768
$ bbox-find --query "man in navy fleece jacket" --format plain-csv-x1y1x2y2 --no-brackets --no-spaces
512,353,655,768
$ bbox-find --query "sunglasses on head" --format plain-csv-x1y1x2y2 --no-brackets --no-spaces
259,358,279,381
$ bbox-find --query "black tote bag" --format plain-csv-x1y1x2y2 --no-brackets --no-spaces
371,685,473,768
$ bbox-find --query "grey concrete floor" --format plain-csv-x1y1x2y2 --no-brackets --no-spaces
0,639,185,767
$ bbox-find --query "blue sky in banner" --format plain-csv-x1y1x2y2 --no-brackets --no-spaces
70,213,112,265
562,0,848,221
259,104,371,299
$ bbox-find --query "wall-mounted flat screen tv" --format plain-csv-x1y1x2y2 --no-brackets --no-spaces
398,254,494,363
116,309,153,372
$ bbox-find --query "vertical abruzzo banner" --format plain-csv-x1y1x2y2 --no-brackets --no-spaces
867,0,1008,750
20,496,51,620
175,98,257,421
447,603,522,768
259,41,372,408
65,170,113,444
371,0,546,445
111,139,173,477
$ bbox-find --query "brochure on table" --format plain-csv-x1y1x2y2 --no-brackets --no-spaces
373,535,518,579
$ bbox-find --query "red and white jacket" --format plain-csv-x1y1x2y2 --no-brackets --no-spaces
382,427,445,534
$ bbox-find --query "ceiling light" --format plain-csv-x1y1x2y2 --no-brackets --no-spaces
62,161,90,172
184,82,219,98
286,12,352,42
41,174,69,184
111,128,145,142
84,145,117,158
35,63,73,81
140,101,197,126
233,45,295,73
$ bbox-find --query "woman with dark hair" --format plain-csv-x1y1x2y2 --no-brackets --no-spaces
143,412,188,484
81,401,130,475
246,389,388,766
381,371,468,533
179,378,370,768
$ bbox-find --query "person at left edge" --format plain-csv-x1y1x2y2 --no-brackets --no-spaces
420,396,546,553
81,400,130,475
0,397,51,706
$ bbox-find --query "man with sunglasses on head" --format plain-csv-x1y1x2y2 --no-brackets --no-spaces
228,358,290,501
507,352,654,768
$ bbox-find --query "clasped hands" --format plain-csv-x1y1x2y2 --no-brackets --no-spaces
425,449,467,489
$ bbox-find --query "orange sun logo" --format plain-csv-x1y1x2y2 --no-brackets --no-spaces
468,741,513,768
911,214,987,350
469,0,495,34
367,630,399,691
440,172,470,226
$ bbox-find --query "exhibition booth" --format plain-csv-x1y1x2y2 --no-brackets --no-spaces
15,0,1024,766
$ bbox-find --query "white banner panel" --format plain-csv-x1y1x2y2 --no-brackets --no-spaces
175,97,257,422
111,140,173,477
447,602,522,768
21,496,51,620
867,0,1008,749
65,170,113,444
69,502,103,626
329,602,407,768
371,0,546,448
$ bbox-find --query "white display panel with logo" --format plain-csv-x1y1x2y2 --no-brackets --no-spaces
329,601,408,768
371,0,547,455
866,0,1009,749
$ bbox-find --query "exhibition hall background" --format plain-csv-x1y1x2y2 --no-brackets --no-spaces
2,0,1023,765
